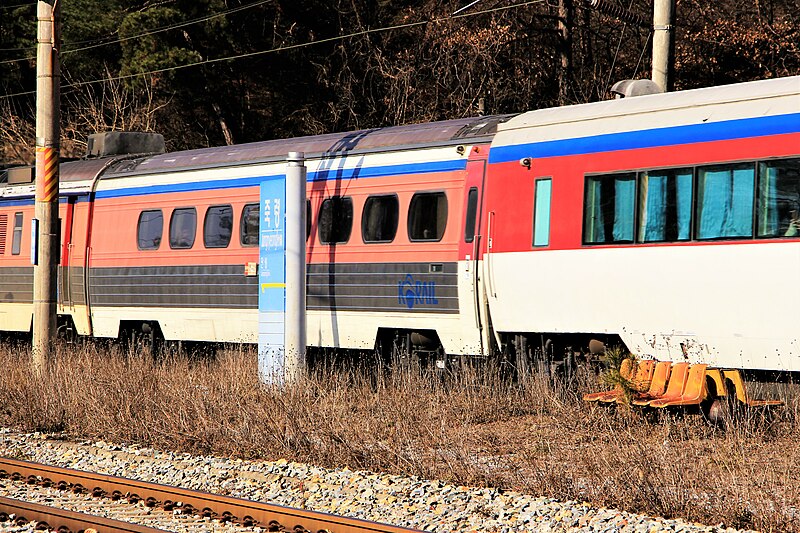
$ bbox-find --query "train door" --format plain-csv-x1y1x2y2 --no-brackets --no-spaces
58,196,76,309
459,153,490,355
58,193,92,335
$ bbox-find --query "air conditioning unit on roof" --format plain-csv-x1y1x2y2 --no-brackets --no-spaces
86,132,165,158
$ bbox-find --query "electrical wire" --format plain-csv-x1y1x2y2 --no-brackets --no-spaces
631,30,653,79
453,0,484,16
0,2,35,10
0,0,272,65
0,0,546,100
601,0,636,99
66,0,272,55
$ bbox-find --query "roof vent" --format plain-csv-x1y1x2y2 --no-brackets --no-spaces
610,79,664,99
86,132,165,158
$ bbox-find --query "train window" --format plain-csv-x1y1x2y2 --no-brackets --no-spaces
137,210,163,250
306,199,311,241
408,192,447,242
11,212,22,255
0,214,7,255
638,168,693,243
318,196,353,244
362,194,399,243
583,174,635,244
695,163,755,240
204,205,233,248
756,158,800,238
533,179,552,247
464,188,478,243
240,203,259,246
169,207,197,249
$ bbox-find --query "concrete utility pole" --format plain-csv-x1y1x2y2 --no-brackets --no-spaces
33,0,61,371
652,0,676,92
284,152,307,383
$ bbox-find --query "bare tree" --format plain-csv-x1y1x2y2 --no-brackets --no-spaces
61,68,166,158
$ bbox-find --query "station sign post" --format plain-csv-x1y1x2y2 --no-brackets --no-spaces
258,175,287,385
258,152,307,386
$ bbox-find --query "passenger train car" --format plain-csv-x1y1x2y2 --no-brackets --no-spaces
0,117,508,363
0,76,798,387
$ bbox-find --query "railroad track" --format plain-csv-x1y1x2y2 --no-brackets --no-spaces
0,495,168,533
0,457,422,533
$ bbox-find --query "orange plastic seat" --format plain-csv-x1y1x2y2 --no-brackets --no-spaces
598,359,656,403
634,362,689,407
631,361,671,406
651,364,707,408
583,358,634,403
600,359,656,403
600,359,655,403
721,370,784,407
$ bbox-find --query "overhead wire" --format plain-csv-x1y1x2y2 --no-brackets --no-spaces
65,0,272,55
0,2,36,10
0,0,547,100
0,0,272,65
601,0,637,99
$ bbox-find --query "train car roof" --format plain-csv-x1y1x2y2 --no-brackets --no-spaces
0,156,127,198
491,76,800,161
102,114,514,178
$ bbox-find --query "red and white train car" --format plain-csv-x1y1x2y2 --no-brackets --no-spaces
484,76,800,374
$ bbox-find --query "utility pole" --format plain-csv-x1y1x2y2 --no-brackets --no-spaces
33,0,61,371
652,0,675,92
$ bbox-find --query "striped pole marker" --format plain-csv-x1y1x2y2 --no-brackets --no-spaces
36,146,59,203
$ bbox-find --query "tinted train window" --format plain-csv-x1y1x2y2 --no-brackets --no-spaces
408,192,447,241
11,212,23,255
241,203,259,246
169,207,197,249
464,188,478,243
319,196,353,244
638,168,693,243
533,179,552,247
306,199,311,241
695,163,754,240
584,173,636,244
137,210,163,250
362,194,399,243
204,205,233,248
757,158,800,238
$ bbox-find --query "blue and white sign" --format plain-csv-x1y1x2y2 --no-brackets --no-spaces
258,176,286,385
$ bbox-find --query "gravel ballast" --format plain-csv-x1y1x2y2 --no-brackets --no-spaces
0,428,756,533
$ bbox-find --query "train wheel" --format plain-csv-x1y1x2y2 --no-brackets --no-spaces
704,380,739,429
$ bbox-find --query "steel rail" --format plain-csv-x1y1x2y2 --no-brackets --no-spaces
0,495,169,533
0,457,423,533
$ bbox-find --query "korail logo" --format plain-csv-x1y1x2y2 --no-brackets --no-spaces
398,274,439,309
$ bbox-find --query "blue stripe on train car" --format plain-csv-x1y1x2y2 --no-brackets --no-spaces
94,159,467,200
488,113,800,164
0,194,91,206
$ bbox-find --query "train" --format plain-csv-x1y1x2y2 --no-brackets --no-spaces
1,76,799,404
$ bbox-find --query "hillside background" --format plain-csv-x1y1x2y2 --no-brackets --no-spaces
1,0,798,164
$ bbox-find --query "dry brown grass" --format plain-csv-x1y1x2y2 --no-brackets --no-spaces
0,342,798,532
